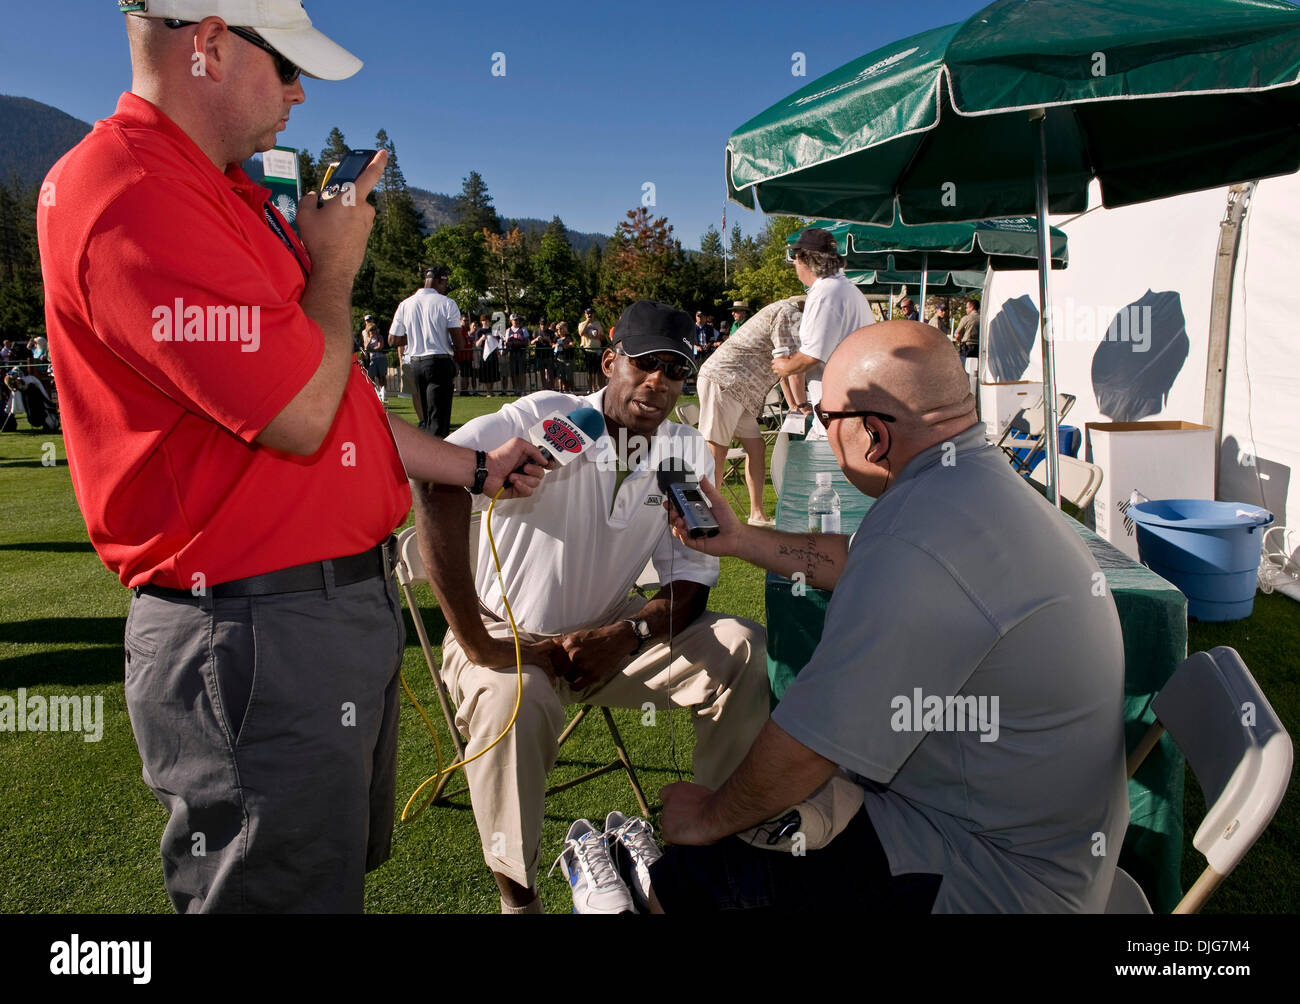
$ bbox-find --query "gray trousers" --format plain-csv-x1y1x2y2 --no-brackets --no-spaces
123,572,405,913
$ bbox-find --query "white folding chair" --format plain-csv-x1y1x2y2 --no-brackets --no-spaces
392,522,651,815
771,431,791,499
996,391,1076,474
674,402,699,427
1118,646,1292,913
1030,454,1103,510
759,385,786,443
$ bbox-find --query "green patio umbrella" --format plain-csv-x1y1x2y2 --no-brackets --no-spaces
790,215,1066,308
846,269,984,330
797,217,1067,272
729,0,1300,504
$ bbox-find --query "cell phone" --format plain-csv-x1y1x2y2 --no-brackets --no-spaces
318,149,378,206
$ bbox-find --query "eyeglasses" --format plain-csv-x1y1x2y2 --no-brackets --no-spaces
615,348,692,381
165,19,302,84
813,403,897,429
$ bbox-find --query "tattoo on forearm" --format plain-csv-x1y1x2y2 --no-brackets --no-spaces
777,537,834,585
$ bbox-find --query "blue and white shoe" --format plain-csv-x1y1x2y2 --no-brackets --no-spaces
549,818,635,914
605,811,663,913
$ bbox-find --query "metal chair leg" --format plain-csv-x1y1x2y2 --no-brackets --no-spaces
601,706,652,817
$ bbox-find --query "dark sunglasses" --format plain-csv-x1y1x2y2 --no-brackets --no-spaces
615,347,692,381
813,403,897,429
165,19,302,84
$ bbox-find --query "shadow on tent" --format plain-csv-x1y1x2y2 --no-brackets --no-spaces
1220,435,1291,524
1092,290,1189,422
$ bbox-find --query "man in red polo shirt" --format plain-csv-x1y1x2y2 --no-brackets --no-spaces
36,1,545,913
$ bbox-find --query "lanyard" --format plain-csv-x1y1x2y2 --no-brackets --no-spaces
262,202,310,280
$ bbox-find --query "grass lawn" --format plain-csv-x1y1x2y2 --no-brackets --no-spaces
1,389,1296,914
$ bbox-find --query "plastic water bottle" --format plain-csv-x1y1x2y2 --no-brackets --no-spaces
808,472,842,533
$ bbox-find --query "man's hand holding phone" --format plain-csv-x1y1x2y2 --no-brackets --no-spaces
296,148,387,280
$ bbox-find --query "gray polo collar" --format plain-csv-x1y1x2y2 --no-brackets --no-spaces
890,422,989,487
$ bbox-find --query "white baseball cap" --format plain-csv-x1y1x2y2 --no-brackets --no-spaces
118,1,363,81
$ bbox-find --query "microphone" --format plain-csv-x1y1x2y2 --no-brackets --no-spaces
514,406,605,474
658,461,720,538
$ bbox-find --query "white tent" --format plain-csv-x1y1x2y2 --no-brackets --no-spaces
983,173,1300,599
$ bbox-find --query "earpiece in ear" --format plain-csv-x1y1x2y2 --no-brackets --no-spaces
864,427,877,460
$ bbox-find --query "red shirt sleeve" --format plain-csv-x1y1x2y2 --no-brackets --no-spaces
81,177,324,442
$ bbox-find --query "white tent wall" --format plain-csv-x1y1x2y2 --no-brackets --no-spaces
1220,178,1300,539
983,174,1300,545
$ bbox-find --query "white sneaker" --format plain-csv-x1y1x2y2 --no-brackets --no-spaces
605,811,663,913
549,819,635,914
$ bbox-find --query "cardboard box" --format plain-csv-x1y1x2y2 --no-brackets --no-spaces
980,381,1043,437
1086,421,1216,560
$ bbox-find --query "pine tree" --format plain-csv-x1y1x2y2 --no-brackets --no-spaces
599,208,684,313
455,171,501,236
317,127,349,181
531,216,583,325
297,149,318,192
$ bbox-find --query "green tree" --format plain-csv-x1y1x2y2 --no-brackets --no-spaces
424,224,491,312
728,222,763,272
727,216,807,310
0,181,44,338
530,216,583,324
598,208,685,315
455,171,501,236
297,149,319,193
352,130,425,326
484,227,530,316
317,127,349,183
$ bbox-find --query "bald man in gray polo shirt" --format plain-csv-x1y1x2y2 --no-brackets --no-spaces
651,321,1128,913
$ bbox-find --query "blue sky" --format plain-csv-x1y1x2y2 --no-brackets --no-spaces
1,0,977,244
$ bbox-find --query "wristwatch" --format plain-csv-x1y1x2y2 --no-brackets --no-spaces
469,449,489,495
622,618,651,655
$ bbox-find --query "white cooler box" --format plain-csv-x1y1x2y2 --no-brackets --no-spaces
1085,421,1216,560
980,381,1042,438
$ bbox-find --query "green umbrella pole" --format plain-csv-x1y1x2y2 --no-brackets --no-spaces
920,252,929,315
1031,108,1062,508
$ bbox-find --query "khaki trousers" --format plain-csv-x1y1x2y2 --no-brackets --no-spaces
440,597,769,888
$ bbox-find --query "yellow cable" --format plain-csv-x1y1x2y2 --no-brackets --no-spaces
401,485,524,822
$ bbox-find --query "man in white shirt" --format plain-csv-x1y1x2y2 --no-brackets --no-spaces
389,265,464,436
772,227,875,439
411,301,769,914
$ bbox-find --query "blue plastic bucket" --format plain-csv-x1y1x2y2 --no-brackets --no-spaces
1128,500,1274,621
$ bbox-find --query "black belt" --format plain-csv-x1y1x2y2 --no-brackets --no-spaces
135,535,397,600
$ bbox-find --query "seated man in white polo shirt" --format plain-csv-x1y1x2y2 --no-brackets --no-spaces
411,300,770,914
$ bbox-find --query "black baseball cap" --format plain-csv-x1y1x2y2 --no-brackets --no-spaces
425,265,450,280
612,301,696,369
791,227,838,254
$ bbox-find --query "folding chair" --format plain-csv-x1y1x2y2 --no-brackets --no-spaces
759,385,786,445
676,401,749,507
392,522,651,815
1107,646,1293,913
1029,454,1104,510
996,392,1076,474
771,431,791,498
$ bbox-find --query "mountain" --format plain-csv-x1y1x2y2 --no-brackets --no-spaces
407,185,607,253
2,95,609,251
0,96,92,189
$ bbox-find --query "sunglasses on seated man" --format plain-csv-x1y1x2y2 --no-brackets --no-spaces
165,19,301,84
614,347,693,382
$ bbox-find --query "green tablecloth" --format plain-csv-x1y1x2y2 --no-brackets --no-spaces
765,439,1187,912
